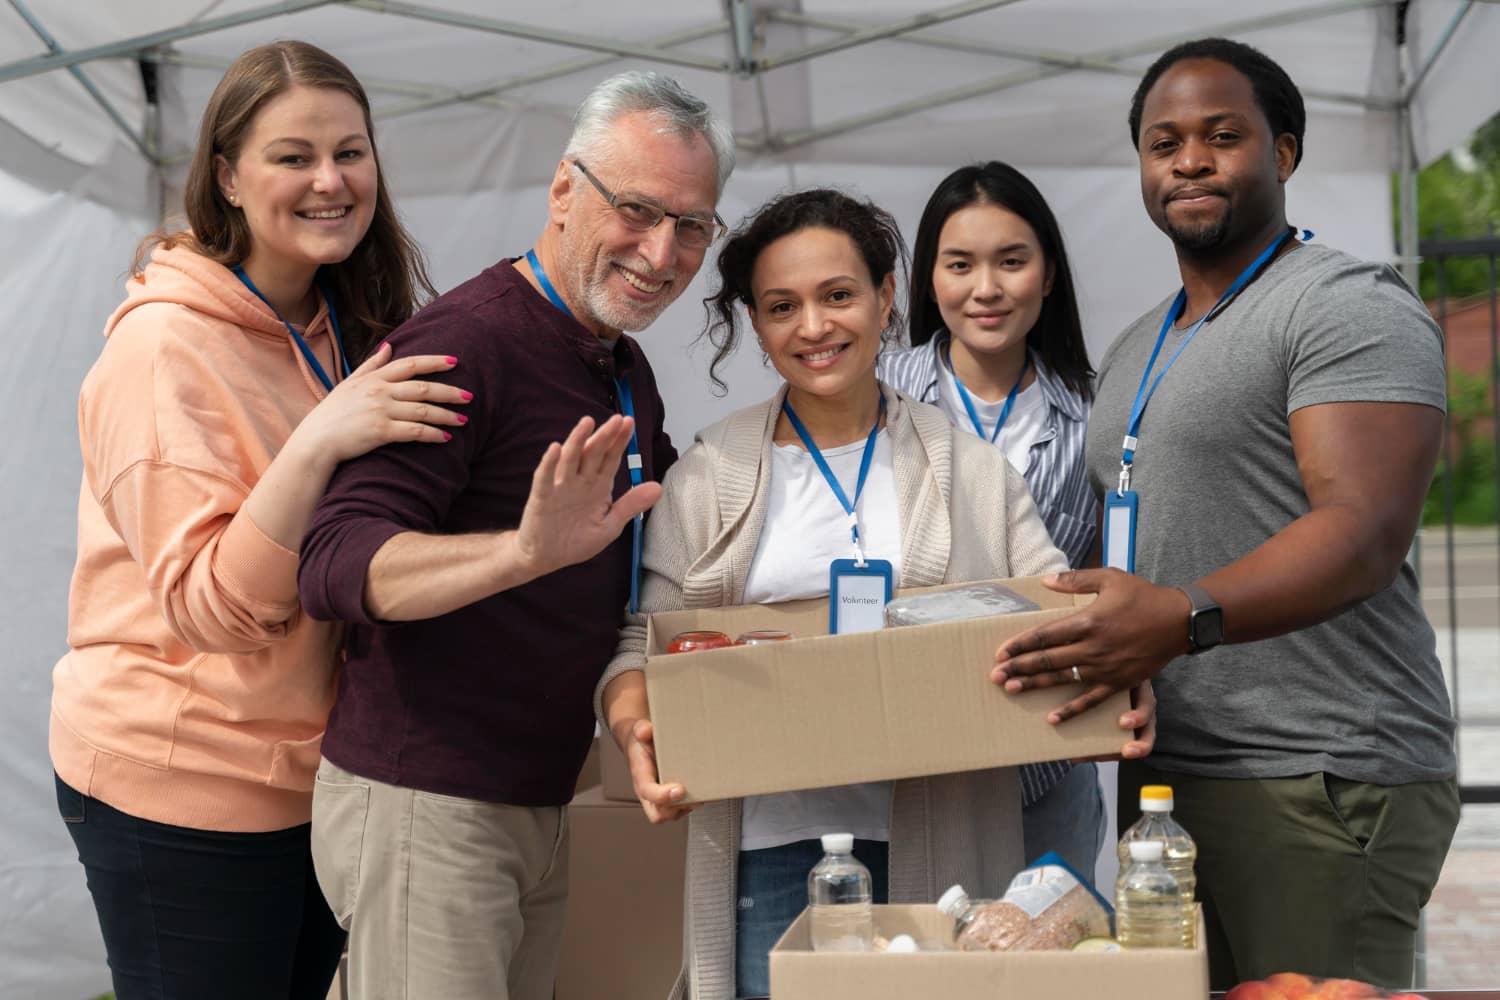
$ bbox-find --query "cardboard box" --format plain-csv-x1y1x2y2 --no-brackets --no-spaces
770,905,1208,1000
645,576,1130,803
555,782,687,1000
574,735,601,795
598,726,637,801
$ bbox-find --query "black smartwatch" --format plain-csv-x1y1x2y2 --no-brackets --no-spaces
1179,582,1224,654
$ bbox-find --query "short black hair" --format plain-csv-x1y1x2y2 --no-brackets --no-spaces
1128,37,1305,168
906,162,1093,400
701,188,907,392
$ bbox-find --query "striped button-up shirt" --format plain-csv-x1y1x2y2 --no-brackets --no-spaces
878,333,1097,807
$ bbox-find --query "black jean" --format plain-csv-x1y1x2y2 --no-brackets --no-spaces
56,773,345,1000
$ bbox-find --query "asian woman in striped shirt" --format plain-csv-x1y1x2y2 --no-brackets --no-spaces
877,160,1106,882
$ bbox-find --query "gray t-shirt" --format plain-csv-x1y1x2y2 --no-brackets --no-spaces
1086,243,1455,784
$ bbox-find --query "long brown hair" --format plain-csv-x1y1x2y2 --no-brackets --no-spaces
135,40,433,362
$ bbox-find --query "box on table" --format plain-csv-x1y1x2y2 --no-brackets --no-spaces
770,905,1208,1000
644,576,1130,803
556,780,687,1000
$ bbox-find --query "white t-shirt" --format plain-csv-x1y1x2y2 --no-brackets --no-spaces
935,363,1049,475
738,430,901,851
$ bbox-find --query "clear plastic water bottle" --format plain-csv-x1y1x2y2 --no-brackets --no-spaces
1115,841,1184,948
808,832,874,952
936,884,1001,951
1117,784,1197,947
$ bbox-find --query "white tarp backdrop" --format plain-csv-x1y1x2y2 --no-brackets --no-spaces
2,3,1497,997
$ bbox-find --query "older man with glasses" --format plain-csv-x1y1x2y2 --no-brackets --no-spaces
297,71,734,1000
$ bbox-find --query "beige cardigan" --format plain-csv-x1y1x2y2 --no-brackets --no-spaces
597,383,1069,1000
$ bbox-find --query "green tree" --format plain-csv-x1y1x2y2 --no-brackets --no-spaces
1397,112,1500,300
1401,114,1500,527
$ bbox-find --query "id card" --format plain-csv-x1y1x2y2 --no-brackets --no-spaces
829,558,894,634
1103,490,1138,573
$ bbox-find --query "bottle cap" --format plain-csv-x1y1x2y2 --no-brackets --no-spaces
936,884,969,916
885,934,919,953
1129,840,1165,862
821,832,854,853
1139,784,1175,812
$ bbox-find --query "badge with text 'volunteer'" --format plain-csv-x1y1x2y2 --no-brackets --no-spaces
781,394,894,634
829,558,894,634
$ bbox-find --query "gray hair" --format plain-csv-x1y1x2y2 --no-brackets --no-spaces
563,71,735,193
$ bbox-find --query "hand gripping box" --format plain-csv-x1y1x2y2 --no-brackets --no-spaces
769,905,1208,1000
643,576,1130,804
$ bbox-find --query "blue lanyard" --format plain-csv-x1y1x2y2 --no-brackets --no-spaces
1118,229,1303,492
946,341,1029,444
231,266,348,393
525,248,645,613
782,394,885,563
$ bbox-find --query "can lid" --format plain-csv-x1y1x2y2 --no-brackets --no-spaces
936,884,969,916
821,832,854,853
1140,784,1175,811
1129,840,1165,862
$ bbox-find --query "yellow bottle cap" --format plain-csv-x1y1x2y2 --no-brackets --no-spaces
1140,785,1175,810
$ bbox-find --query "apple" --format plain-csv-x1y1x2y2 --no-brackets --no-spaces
1224,984,1292,1000
1312,978,1382,999
1265,973,1315,994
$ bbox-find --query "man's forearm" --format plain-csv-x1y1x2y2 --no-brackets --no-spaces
363,529,540,621
1198,501,1411,645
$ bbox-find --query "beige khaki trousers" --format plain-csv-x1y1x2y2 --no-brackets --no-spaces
311,757,570,1000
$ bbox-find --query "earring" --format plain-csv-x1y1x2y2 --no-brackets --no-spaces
228,194,239,206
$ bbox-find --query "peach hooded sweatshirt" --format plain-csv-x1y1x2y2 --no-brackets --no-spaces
51,243,346,832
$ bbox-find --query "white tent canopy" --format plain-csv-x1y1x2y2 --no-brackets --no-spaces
3,2,1498,996
2,1,1498,213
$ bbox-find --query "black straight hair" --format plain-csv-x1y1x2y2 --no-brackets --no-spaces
702,188,907,392
1128,37,1306,169
906,161,1093,400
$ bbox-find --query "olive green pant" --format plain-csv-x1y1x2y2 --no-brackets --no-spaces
1118,760,1459,991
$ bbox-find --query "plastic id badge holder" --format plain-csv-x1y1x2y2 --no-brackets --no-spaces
829,558,893,634
1103,490,1138,573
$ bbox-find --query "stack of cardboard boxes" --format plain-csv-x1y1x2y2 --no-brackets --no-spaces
557,735,687,1000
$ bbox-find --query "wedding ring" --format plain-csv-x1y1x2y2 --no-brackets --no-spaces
1071,665,1082,683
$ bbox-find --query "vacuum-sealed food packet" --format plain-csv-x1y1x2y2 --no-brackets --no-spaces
884,581,1041,627
938,852,1112,952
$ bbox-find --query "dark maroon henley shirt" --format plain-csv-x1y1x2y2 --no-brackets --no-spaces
298,259,676,806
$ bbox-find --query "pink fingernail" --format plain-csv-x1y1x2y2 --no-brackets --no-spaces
456,414,469,424
381,341,391,352
442,431,452,441
460,390,474,401
445,355,458,365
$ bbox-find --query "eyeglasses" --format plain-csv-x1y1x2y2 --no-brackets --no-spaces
573,160,727,249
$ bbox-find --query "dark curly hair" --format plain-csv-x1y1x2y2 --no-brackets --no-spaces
907,161,1093,400
701,188,907,392
1128,37,1306,169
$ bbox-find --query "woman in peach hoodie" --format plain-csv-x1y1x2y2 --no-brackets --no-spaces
50,41,468,1000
